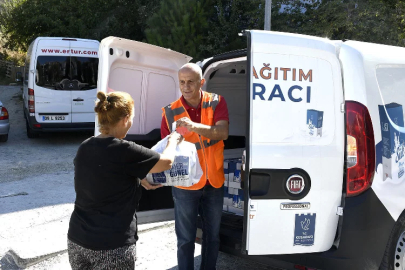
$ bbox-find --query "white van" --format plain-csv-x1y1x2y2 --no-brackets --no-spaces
23,37,99,138
97,32,405,270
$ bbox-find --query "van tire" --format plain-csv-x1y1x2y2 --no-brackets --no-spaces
26,120,39,138
379,213,405,270
0,134,8,142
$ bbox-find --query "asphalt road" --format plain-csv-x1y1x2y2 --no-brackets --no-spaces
0,85,284,270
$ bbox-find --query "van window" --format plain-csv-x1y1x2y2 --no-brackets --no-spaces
36,56,98,90
70,57,98,90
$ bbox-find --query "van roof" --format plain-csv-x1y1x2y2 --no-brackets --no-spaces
33,37,100,43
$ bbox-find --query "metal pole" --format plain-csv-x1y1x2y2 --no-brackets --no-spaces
264,0,272,30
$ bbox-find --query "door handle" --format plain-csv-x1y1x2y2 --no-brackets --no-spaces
73,98,84,101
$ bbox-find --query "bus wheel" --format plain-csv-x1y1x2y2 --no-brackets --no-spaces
380,214,405,270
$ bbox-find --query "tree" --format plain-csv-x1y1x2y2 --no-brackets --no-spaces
145,0,216,60
203,0,265,57
270,0,405,47
0,0,160,52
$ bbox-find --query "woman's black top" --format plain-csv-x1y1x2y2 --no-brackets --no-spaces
68,137,160,250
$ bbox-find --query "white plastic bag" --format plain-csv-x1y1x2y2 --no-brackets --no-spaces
146,135,203,187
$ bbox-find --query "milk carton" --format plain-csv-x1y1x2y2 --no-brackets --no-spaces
379,103,405,182
238,189,244,209
234,162,242,183
225,187,234,206
228,160,237,181
223,187,229,211
307,109,324,137
232,194,239,208
224,161,229,187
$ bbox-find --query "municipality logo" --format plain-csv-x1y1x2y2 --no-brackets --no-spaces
394,133,405,163
301,218,310,231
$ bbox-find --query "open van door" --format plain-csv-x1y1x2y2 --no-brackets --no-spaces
97,37,191,224
70,39,99,123
244,31,345,255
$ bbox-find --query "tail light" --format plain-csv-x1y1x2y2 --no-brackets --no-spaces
28,88,35,113
0,107,9,120
346,101,375,197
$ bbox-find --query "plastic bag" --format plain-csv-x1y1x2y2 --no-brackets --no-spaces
146,135,203,187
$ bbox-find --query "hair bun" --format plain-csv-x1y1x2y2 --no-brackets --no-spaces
95,92,108,113
97,92,107,102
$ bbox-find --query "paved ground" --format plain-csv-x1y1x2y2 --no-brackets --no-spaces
0,85,285,270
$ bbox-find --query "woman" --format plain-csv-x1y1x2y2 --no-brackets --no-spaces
67,91,181,269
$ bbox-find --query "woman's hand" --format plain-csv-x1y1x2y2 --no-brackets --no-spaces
140,178,163,190
167,131,183,145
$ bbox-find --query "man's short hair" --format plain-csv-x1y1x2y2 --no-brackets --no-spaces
179,63,202,80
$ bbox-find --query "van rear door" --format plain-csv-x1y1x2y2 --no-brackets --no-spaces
70,40,99,123
98,37,191,223
244,31,345,255
34,39,72,124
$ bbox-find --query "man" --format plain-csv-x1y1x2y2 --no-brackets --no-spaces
161,63,229,270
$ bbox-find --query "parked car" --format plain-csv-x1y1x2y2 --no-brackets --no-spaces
0,100,10,142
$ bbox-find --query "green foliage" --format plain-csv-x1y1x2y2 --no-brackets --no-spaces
145,0,215,60
203,0,265,56
0,0,159,51
271,0,405,47
0,0,404,62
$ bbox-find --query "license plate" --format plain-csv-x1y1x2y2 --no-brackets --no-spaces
42,115,66,121
280,202,311,210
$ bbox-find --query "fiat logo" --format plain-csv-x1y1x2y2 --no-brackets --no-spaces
286,175,305,194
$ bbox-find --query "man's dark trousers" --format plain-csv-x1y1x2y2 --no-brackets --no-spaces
172,184,224,270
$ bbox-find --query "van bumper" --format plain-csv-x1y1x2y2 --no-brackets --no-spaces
27,116,94,132
0,120,10,135
266,188,395,270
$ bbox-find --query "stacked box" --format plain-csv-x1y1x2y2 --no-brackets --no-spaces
223,161,229,187
234,162,242,183
238,188,244,209
228,160,236,186
228,206,243,215
223,187,229,211
379,103,405,181
222,157,244,216
307,109,324,137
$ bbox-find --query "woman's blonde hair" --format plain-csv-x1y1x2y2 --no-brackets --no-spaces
94,91,134,134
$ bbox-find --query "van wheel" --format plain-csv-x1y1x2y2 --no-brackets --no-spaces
0,134,8,142
380,214,405,270
26,121,39,138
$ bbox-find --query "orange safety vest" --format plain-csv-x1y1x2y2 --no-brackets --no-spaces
162,92,225,190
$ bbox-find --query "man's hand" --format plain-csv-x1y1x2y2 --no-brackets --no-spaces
176,117,196,132
176,117,228,140
140,179,163,190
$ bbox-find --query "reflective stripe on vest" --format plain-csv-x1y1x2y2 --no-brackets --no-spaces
164,106,186,132
194,139,220,151
202,93,219,111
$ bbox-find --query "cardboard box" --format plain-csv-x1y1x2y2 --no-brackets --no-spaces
228,206,243,216
379,103,405,181
234,162,242,183
238,189,244,209
307,109,324,137
229,181,241,189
